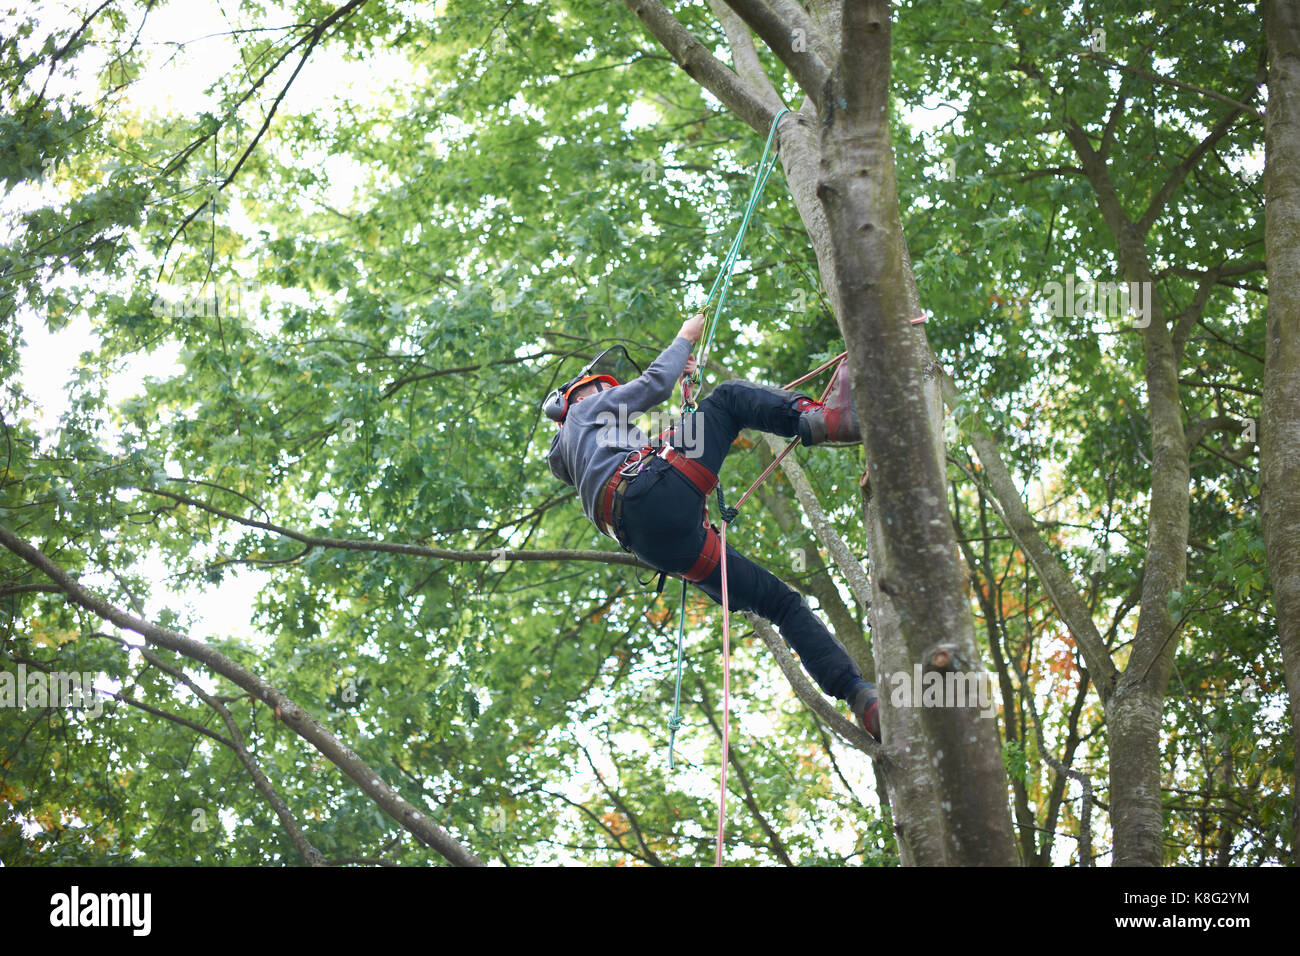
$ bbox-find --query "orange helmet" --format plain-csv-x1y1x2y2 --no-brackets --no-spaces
549,374,618,423
542,345,640,423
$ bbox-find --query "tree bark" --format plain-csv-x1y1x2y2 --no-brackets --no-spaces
813,0,1017,865
1263,0,1300,857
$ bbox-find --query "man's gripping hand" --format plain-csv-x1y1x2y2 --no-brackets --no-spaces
677,312,705,344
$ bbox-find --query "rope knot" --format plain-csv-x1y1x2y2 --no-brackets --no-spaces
716,487,739,524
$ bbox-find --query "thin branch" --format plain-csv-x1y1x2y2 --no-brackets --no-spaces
760,433,871,609
940,371,1120,700
144,486,651,570
1091,53,1264,119
695,676,795,865
109,690,236,750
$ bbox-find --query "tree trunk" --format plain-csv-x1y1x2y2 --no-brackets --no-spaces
1263,0,1300,857
773,118,955,864
1063,107,1194,867
1106,682,1167,866
813,0,1018,865
624,0,1020,865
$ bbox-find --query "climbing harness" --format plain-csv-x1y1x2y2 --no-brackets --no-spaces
596,444,720,584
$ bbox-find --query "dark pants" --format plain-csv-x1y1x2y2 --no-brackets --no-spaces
616,380,868,704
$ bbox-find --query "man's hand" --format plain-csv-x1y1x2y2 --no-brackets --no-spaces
677,312,705,344
683,353,698,379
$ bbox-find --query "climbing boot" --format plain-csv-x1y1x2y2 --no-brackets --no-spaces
849,683,881,743
795,363,862,446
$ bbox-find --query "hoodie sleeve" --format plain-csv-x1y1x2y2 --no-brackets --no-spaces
609,336,692,415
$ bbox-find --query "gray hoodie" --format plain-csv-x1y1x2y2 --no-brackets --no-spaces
547,336,692,530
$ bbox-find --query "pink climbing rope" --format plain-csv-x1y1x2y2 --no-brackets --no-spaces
715,518,732,867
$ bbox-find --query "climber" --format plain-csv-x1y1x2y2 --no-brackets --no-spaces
544,313,881,743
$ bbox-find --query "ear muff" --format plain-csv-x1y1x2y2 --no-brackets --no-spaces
543,374,619,423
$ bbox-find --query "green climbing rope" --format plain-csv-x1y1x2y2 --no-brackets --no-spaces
688,107,792,399
666,106,790,769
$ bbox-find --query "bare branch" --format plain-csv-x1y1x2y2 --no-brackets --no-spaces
760,433,871,609
144,487,651,571
745,612,882,758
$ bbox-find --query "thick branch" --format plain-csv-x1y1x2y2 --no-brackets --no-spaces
1137,88,1259,236
620,0,778,134
706,0,785,112
941,373,1120,700
746,612,881,758
721,0,831,104
129,637,324,866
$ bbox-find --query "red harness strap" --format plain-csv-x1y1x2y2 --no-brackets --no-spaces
682,523,722,582
657,445,717,496
596,445,721,583
595,462,626,540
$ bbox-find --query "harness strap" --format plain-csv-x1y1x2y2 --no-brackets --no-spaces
682,524,722,582
597,445,720,543
595,464,625,540
657,445,718,496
